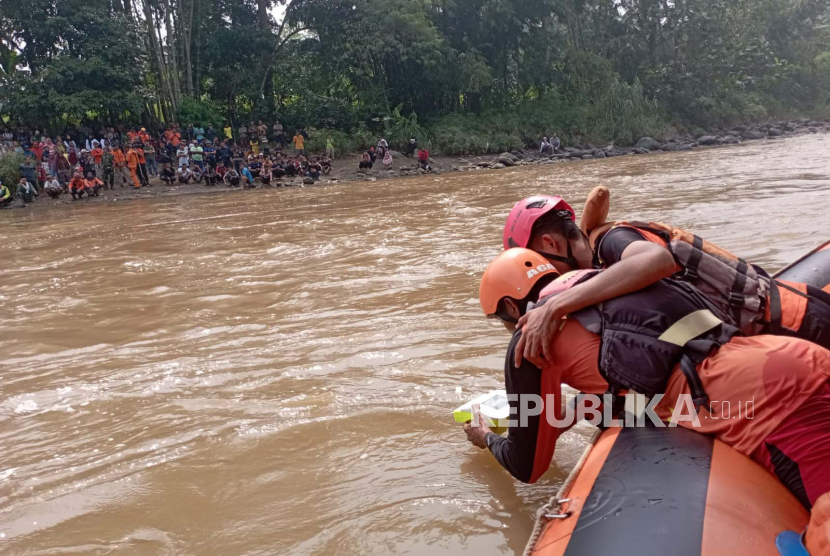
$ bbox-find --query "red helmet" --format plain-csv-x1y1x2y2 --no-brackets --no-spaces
503,196,575,250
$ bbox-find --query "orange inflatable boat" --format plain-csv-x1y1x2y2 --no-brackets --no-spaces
524,241,830,556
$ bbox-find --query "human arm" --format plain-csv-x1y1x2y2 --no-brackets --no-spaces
464,332,563,483
515,228,677,365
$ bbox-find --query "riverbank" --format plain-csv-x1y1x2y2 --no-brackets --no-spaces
6,118,829,211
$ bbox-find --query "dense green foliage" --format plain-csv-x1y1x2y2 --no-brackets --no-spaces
1,0,829,154
0,152,24,188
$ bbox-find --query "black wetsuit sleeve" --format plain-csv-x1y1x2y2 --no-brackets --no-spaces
487,330,542,483
598,227,648,266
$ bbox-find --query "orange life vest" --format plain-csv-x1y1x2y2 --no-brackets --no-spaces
590,221,807,335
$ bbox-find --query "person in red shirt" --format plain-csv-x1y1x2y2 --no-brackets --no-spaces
417,148,430,170
466,248,830,512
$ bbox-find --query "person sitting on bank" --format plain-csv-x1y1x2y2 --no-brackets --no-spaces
83,172,103,197
417,147,431,171
321,155,332,175
177,164,192,184
241,162,256,188
358,152,373,170
307,158,322,181
260,157,273,185
16,177,39,203
191,164,204,184
204,164,218,185
160,163,176,185
44,175,63,199
467,247,830,514
224,167,241,187
540,136,552,154
551,133,561,152
68,172,88,200
0,180,12,206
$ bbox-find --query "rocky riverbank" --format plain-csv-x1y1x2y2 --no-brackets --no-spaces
6,118,828,211
452,118,830,171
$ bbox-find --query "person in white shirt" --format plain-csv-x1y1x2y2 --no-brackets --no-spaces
177,164,192,184
176,145,190,169
44,176,64,198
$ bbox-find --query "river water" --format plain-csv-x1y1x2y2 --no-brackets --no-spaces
1,135,828,555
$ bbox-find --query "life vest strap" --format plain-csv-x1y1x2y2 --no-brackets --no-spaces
658,309,723,347
683,235,705,280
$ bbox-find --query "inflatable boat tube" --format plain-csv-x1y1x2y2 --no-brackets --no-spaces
774,240,830,292
525,426,809,556
525,241,830,556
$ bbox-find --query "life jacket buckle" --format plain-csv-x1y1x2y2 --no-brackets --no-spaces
727,291,745,307
683,266,699,281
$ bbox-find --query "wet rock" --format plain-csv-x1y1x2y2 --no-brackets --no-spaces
697,135,720,146
498,155,517,167
767,128,783,137
809,127,819,133
581,154,594,160
633,147,650,155
741,130,766,140
593,150,607,159
721,135,739,144
635,137,662,151
731,124,747,133
389,150,406,160
500,151,519,162
493,163,506,169
303,177,315,185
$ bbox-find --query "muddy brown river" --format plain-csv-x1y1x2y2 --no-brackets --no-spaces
1,135,829,555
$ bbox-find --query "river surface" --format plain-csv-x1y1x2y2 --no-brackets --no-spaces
1,134,829,555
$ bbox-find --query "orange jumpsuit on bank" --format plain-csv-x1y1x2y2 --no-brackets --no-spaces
126,148,142,189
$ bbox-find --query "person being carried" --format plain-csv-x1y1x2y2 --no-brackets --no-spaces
468,248,830,514
382,149,393,169
503,194,830,361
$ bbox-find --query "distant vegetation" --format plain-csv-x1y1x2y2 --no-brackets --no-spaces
2,0,829,154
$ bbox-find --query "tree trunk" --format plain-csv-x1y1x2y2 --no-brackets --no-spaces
194,0,202,97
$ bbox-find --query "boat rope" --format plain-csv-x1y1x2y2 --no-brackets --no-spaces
522,428,602,556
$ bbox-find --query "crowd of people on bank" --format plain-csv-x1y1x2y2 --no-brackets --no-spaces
0,120,352,205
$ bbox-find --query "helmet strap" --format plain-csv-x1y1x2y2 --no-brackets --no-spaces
539,239,578,269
